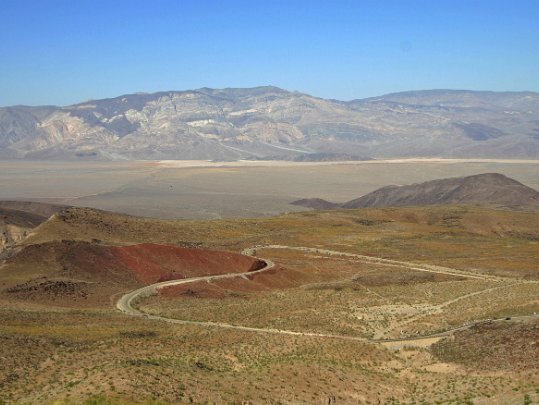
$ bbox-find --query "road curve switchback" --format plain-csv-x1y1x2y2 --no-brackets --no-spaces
117,246,539,346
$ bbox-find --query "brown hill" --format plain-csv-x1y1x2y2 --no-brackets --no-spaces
110,243,265,285
0,241,264,307
342,173,539,210
292,173,539,211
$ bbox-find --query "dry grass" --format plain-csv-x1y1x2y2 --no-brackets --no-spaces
1,204,539,404
2,307,538,404
0,308,400,405
139,247,538,340
432,319,539,371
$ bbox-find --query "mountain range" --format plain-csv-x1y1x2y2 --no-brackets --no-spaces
292,173,539,211
1,86,539,160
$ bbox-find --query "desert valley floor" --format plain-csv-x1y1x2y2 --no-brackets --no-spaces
1,159,538,219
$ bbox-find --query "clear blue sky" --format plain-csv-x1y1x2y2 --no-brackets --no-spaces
1,0,538,106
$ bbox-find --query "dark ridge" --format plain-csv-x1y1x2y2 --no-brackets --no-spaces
292,173,539,211
0,201,67,218
342,173,539,210
0,207,48,228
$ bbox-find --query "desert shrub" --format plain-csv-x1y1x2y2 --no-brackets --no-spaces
119,330,158,338
85,395,111,405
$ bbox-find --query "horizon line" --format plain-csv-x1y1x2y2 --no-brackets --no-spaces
2,86,539,108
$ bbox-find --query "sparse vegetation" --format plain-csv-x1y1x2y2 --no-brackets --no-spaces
1,203,538,403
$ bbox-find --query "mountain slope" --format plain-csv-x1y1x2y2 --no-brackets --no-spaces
0,202,66,255
343,173,539,209
293,173,539,211
1,87,539,160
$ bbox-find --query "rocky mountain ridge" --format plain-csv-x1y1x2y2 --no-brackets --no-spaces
1,87,539,160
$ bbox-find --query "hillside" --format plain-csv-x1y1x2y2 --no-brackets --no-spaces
343,173,539,209
0,202,65,255
3,202,539,308
293,173,539,211
0,241,265,307
0,200,67,218
1,203,539,404
1,87,539,160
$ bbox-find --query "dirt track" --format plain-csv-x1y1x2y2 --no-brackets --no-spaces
242,245,504,281
117,245,539,346
116,258,275,316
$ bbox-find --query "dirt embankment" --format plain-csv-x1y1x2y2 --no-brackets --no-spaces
110,243,266,285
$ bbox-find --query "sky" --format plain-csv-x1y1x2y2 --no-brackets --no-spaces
1,0,538,106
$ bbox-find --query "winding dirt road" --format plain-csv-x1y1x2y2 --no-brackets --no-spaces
116,258,275,316
117,245,539,346
116,256,369,342
242,245,504,282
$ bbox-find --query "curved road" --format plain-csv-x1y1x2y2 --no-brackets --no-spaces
117,258,275,317
117,245,539,345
